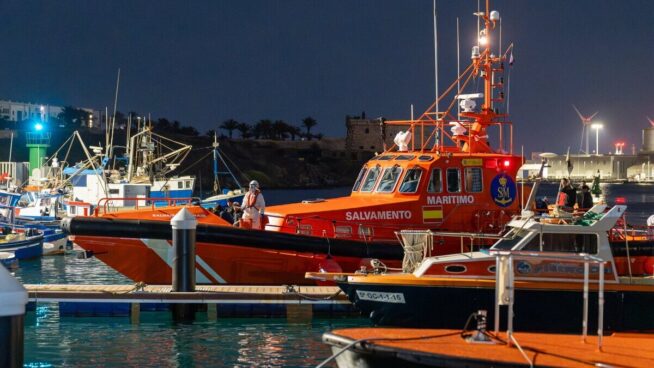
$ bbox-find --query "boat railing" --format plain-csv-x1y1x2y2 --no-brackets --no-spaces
490,250,606,352
94,197,200,216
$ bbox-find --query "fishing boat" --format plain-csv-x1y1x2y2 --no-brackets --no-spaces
0,227,44,260
0,251,18,270
63,0,532,285
199,134,245,209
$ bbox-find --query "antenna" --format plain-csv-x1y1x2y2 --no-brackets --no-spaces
456,17,461,120
572,105,598,154
433,0,439,147
647,116,654,128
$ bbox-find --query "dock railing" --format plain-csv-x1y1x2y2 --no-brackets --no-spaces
490,250,606,353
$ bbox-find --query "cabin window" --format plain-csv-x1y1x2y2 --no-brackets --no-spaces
360,166,381,192
109,189,120,195
465,167,483,193
399,168,423,193
375,166,402,193
395,155,415,161
427,169,442,193
296,224,313,236
492,229,529,250
377,155,396,161
69,206,76,215
523,233,598,254
445,265,467,274
418,155,434,162
334,225,352,238
359,225,373,238
446,168,461,193
185,181,191,189
352,168,368,191
178,181,183,189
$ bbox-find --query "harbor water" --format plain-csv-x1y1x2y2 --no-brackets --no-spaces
13,184,654,367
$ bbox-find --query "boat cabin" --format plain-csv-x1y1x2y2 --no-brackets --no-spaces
412,205,626,282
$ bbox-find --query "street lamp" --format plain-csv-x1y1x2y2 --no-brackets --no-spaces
591,123,603,154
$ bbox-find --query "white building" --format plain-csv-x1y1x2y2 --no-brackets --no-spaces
0,99,100,127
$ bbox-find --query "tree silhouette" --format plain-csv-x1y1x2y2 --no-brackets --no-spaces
288,125,302,140
272,120,290,140
58,106,90,127
220,119,239,139
254,119,273,139
301,116,317,140
236,122,251,139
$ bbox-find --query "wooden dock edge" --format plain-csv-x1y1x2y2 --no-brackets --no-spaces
24,284,357,320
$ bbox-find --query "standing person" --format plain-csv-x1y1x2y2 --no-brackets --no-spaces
241,180,266,229
225,199,235,217
232,202,243,226
557,178,577,211
580,184,594,210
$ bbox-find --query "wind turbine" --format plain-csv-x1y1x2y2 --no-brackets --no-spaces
647,116,654,128
572,105,599,154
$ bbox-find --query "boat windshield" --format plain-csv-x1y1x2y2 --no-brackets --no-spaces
375,166,402,192
352,168,368,192
399,168,423,193
491,229,531,250
360,166,381,192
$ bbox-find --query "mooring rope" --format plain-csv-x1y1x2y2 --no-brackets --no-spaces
283,285,343,301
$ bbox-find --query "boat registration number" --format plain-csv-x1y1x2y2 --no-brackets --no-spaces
356,290,406,304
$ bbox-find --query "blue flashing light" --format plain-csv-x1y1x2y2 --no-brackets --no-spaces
34,123,43,131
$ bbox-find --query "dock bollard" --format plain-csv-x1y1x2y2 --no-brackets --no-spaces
0,262,28,368
171,207,197,322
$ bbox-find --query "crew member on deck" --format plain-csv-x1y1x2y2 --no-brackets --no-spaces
580,184,594,210
558,178,577,211
241,180,266,229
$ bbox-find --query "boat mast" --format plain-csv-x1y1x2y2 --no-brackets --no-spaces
109,68,120,160
213,132,220,194
433,0,439,148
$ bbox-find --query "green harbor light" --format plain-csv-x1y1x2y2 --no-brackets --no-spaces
26,122,51,172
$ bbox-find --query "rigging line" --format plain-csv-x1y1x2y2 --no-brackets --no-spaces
178,150,214,175
217,148,250,184
421,68,477,150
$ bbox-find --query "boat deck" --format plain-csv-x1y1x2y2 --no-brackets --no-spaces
326,328,654,367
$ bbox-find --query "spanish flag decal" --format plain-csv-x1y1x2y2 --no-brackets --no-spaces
422,206,443,223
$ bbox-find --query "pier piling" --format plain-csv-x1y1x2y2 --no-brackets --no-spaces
171,207,197,322
0,262,28,368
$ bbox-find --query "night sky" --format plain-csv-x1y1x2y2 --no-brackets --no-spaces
1,0,653,155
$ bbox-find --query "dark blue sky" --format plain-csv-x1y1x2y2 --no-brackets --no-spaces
1,0,653,154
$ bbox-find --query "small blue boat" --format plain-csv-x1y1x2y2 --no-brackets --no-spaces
0,251,18,270
201,134,246,209
0,229,44,260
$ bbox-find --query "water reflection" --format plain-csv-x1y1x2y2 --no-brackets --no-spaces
24,314,369,367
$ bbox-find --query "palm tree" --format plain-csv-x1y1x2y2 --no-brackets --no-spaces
58,106,89,127
288,125,302,140
272,120,290,140
301,116,317,140
254,119,273,139
220,119,239,139
236,122,251,139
